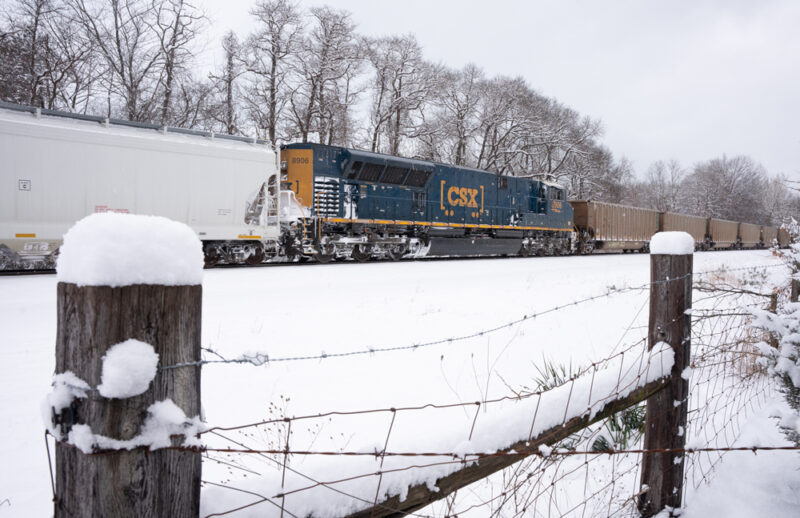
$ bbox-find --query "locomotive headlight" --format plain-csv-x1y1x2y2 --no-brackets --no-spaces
280,160,288,171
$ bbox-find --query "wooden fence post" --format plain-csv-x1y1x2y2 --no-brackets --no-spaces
791,277,799,303
51,214,203,518
638,251,692,516
54,283,202,517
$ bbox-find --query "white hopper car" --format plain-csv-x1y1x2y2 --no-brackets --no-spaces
0,104,282,270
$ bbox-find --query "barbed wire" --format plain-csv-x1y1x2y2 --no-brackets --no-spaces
157,262,786,372
200,337,648,435
163,284,660,370
173,444,800,459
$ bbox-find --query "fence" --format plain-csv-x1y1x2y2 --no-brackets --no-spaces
45,253,793,518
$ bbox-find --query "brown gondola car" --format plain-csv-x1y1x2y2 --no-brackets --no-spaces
738,222,762,249
660,212,708,250
571,201,658,253
708,218,739,249
778,228,792,248
761,226,778,248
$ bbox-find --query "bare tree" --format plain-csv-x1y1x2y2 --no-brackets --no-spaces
285,5,359,144
241,0,301,143
1,0,98,110
762,174,796,226
70,0,165,121
364,34,434,154
151,0,206,125
433,63,484,166
682,155,767,222
206,31,243,134
0,26,34,104
641,159,684,212
473,76,528,173
167,75,211,128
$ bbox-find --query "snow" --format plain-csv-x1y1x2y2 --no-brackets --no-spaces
650,231,695,255
56,212,203,287
1,250,797,516
42,371,90,439
97,339,159,399
682,397,800,518
66,399,205,454
750,302,800,391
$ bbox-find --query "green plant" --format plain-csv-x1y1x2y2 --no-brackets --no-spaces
591,403,647,452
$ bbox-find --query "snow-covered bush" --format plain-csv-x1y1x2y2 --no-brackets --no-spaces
754,220,800,445
751,304,800,445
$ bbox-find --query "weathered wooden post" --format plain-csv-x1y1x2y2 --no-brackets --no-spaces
49,214,204,518
791,277,800,303
638,232,693,517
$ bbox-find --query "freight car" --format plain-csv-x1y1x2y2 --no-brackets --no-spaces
738,223,762,249
661,212,708,249
575,210,782,253
778,228,791,248
0,102,280,270
762,226,778,247
279,143,574,262
708,219,739,249
571,201,658,254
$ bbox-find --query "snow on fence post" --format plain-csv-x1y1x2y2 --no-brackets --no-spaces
638,232,693,517
50,214,204,518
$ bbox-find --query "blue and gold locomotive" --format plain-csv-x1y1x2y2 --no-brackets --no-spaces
280,143,574,262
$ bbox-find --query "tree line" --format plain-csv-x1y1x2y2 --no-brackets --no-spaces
1,0,796,226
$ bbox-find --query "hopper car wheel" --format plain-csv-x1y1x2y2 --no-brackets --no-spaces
352,244,371,263
204,244,221,267
245,243,266,265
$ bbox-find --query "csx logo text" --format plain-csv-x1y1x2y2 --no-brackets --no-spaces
447,186,479,208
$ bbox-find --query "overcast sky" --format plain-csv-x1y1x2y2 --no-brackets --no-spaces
198,0,800,179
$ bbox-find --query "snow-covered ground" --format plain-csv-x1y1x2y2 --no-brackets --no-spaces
1,251,797,516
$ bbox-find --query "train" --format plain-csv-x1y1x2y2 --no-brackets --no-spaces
278,143,789,261
571,201,790,254
0,102,789,271
279,143,573,262
0,102,281,270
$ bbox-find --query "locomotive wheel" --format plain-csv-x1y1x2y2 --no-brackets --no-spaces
519,246,530,257
315,243,335,264
351,244,371,263
387,245,406,261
